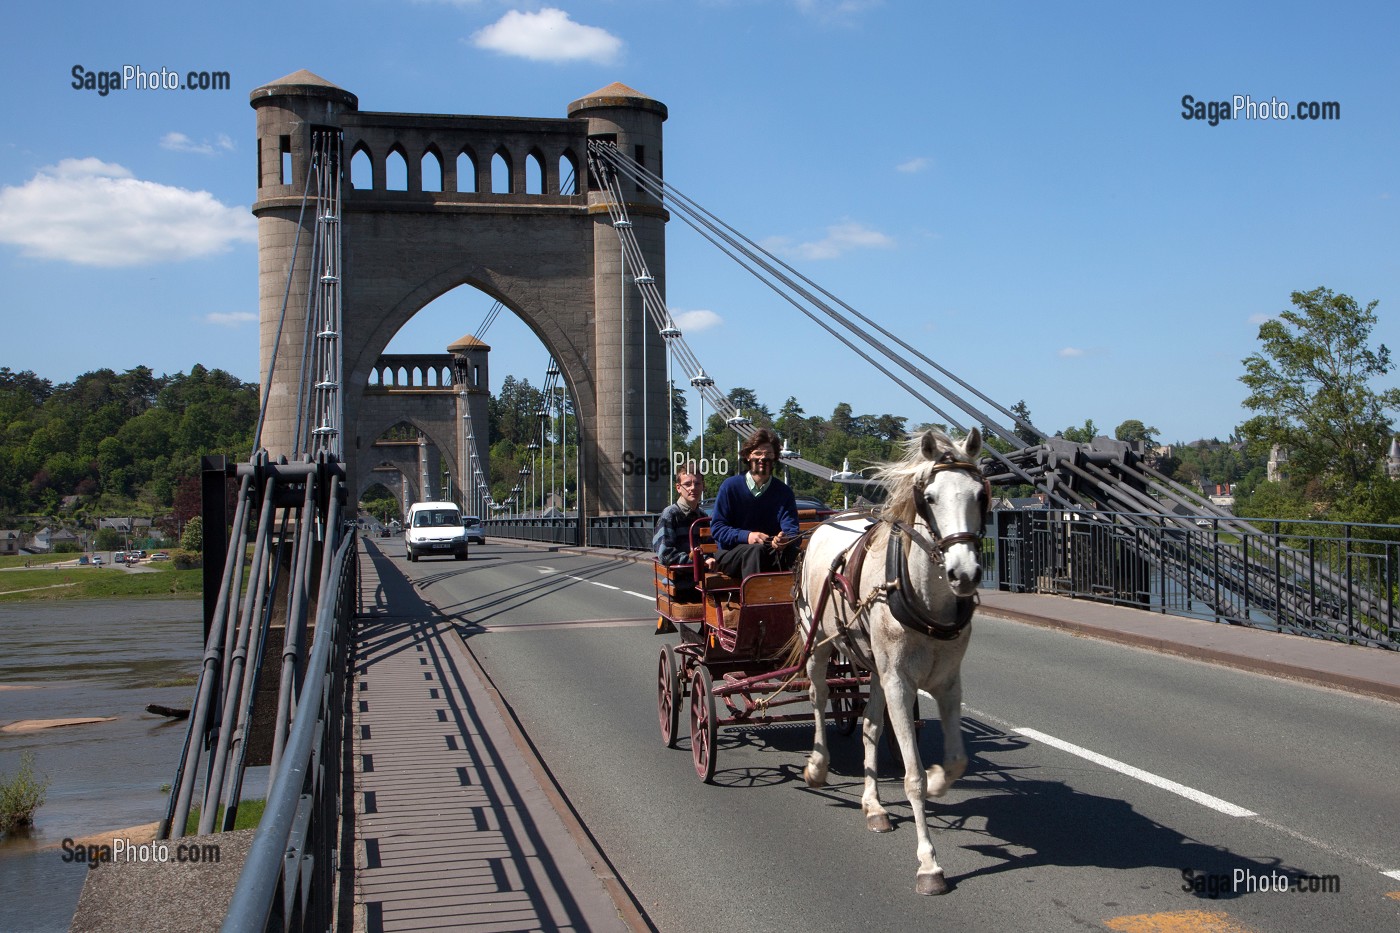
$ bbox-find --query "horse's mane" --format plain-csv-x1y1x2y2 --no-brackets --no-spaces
871,430,957,527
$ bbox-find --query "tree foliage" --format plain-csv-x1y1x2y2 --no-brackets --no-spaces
0,365,257,521
1239,287,1400,492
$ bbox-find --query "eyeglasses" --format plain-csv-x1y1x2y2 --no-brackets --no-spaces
748,456,774,465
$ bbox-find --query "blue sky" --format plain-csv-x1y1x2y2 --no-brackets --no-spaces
1,1,1396,446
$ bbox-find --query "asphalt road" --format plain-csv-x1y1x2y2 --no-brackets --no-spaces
377,536,1400,933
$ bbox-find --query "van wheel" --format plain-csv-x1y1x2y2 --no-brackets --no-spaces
455,550,468,561
407,548,416,562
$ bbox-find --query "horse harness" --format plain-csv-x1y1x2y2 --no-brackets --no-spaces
800,459,987,669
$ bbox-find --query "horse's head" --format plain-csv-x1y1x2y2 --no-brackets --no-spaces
917,428,987,597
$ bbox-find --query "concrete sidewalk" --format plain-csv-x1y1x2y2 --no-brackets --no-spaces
975,589,1400,704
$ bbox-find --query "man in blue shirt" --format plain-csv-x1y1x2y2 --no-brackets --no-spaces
710,427,800,579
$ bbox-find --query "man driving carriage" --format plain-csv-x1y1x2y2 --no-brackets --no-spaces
710,428,801,579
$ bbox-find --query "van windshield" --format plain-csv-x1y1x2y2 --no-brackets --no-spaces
414,510,462,527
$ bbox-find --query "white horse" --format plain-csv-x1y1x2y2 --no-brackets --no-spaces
796,428,985,896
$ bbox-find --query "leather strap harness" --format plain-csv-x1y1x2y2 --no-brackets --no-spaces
797,459,986,668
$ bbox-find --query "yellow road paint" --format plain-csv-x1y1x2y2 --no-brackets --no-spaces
1104,910,1260,933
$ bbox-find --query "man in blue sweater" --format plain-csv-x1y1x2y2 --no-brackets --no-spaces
710,427,800,579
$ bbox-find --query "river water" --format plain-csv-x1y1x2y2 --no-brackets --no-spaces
0,599,205,933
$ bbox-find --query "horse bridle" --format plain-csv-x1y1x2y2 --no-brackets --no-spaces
910,458,989,562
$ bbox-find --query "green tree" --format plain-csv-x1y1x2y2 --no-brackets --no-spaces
1059,419,1098,444
1010,400,1040,446
181,516,204,552
1239,287,1400,492
1114,419,1159,447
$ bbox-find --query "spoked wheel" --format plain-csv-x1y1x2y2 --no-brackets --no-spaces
831,687,861,736
657,645,682,748
689,666,717,782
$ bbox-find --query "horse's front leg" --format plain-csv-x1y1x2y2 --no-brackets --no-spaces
884,676,948,895
925,671,967,798
803,632,834,788
859,676,891,832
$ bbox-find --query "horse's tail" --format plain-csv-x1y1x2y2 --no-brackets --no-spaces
782,549,810,671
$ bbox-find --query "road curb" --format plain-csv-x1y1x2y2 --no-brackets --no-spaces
977,604,1400,705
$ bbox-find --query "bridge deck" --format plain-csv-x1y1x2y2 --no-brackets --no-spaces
352,545,632,932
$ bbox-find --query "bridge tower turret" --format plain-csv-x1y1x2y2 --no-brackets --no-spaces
568,83,671,514
250,70,358,462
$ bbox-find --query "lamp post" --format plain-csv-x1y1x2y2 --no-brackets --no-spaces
780,442,797,486
661,323,681,487
727,412,752,463
691,369,714,493
615,218,631,518
830,458,859,509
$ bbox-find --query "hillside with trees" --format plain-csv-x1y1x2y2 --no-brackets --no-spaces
0,365,257,529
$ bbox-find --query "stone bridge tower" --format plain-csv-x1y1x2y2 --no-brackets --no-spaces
250,70,671,518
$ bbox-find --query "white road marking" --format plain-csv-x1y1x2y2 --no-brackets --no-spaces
624,590,652,600
971,707,1400,882
1013,726,1256,817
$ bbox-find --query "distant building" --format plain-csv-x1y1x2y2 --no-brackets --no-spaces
1388,437,1400,480
0,530,19,557
1267,445,1290,484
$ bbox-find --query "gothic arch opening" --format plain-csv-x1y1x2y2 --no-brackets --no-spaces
370,283,578,519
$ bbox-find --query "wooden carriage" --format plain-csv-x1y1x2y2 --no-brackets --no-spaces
653,510,871,781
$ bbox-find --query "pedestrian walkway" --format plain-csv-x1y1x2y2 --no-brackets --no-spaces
975,589,1400,704
352,542,642,932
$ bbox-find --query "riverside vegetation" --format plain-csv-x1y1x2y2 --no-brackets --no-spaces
0,752,50,835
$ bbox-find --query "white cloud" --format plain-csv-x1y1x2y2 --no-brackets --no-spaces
794,0,883,18
0,158,256,267
763,221,895,261
673,309,723,333
206,311,258,327
471,8,622,64
1058,347,1085,358
1247,313,1270,325
160,132,235,155
896,156,932,174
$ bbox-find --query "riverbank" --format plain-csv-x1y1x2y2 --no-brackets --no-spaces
0,598,206,932
0,566,202,602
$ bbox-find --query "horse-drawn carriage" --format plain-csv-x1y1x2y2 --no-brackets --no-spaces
650,428,989,895
652,507,870,781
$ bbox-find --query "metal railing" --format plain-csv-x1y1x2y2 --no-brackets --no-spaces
993,508,1398,648
224,522,358,931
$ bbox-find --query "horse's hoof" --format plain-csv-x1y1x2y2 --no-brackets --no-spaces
866,812,893,833
803,764,827,788
916,871,948,896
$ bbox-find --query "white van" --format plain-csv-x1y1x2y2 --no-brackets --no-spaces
403,501,469,562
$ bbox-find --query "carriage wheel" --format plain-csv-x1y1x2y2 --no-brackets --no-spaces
657,645,682,748
689,666,717,782
831,688,861,737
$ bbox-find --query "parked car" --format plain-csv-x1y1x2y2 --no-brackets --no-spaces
91,555,103,566
462,516,486,545
150,551,170,561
